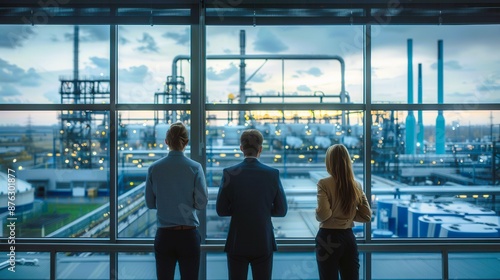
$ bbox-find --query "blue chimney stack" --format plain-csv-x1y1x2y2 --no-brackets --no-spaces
406,39,416,155
436,40,446,154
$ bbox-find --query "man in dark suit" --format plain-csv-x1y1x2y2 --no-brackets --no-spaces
216,129,288,280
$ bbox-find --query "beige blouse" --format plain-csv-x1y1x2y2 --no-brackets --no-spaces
315,176,372,229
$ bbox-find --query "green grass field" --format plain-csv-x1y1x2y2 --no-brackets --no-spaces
16,202,103,237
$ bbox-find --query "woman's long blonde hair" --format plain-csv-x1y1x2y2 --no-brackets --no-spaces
325,144,362,215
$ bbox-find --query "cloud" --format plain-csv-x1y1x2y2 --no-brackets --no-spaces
119,65,149,83
43,89,60,104
261,90,278,96
80,26,110,42
119,36,130,45
248,73,269,83
50,34,59,42
297,85,311,92
64,26,109,42
0,84,21,97
0,58,41,86
118,26,130,45
253,29,288,53
0,26,36,48
430,60,462,70
449,91,473,98
162,28,190,46
477,75,500,92
297,67,323,77
89,57,110,69
136,33,159,53
21,69,42,86
207,63,238,81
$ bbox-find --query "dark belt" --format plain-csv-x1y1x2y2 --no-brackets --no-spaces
163,225,196,231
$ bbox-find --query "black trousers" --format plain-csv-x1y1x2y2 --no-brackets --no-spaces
227,252,274,280
154,228,201,280
315,228,360,280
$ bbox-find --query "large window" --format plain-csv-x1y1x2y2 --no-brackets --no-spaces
371,25,500,104
205,110,365,239
1,2,500,280
118,25,191,104
0,25,110,104
0,110,110,238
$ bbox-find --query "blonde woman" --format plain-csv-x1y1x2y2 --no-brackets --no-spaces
145,122,208,280
315,144,372,280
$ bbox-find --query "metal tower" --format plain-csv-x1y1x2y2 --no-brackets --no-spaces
59,26,110,169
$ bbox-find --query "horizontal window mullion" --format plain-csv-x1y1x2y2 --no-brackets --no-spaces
0,104,110,111
205,103,365,111
9,242,500,253
371,103,500,111
116,104,191,111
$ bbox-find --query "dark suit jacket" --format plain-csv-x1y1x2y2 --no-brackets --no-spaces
216,157,288,257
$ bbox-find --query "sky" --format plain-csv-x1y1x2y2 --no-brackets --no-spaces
0,24,499,126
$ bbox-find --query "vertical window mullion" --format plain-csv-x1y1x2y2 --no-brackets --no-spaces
191,3,207,280
364,19,373,280
109,19,119,280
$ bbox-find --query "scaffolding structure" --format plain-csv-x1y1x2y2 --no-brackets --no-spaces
153,75,191,125
59,77,110,169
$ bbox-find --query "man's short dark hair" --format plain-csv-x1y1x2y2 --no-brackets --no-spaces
240,129,263,157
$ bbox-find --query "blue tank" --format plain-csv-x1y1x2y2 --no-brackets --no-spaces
440,202,497,216
407,202,463,237
372,229,393,238
376,199,410,237
417,215,471,238
376,200,398,232
464,215,500,235
439,223,499,238
396,202,410,237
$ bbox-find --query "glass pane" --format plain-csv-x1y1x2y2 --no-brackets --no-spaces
116,111,191,238
0,25,110,104
207,252,364,280
449,252,500,279
206,26,363,104
371,110,500,238
0,252,49,279
118,252,156,280
0,111,110,238
372,253,441,280
118,26,191,103
372,25,500,104
56,252,109,279
206,110,366,239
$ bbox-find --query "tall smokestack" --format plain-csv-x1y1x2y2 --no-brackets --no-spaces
417,63,424,154
73,25,79,80
436,40,446,154
405,39,416,155
239,30,246,125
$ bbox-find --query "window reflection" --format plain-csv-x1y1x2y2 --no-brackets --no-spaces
449,252,500,279
0,252,49,279
118,253,156,280
56,252,109,280
372,253,441,280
